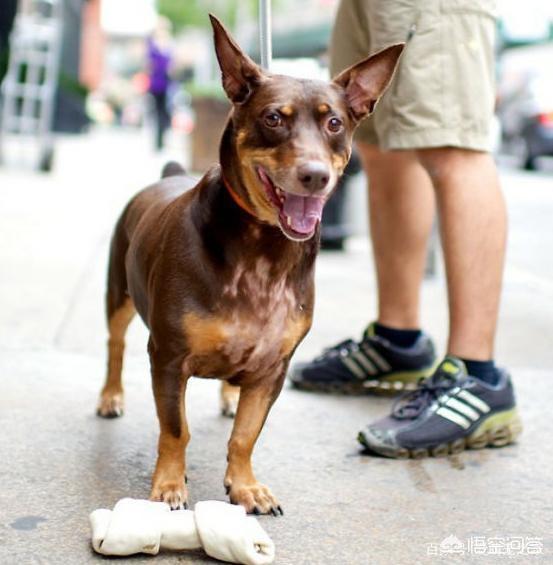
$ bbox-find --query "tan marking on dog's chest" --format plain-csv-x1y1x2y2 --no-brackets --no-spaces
182,313,229,357
183,259,307,373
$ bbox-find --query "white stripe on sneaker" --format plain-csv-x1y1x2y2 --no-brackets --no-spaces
341,357,366,379
457,390,491,413
362,345,391,371
436,406,471,429
352,350,378,375
445,397,480,421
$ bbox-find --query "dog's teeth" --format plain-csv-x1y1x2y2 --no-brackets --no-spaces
286,215,292,227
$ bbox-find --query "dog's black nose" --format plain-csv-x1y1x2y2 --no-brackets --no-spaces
297,161,330,192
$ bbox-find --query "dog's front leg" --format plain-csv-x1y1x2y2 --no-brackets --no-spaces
149,344,190,510
224,367,286,515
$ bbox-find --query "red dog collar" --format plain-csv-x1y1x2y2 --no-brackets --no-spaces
222,174,257,217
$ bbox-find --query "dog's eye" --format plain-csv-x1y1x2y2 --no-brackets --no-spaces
327,117,343,133
264,112,282,128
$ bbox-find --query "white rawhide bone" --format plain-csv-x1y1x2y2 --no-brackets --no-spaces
90,498,275,564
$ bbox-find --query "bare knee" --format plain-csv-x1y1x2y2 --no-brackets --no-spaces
357,143,421,203
356,142,384,166
357,142,416,171
416,147,491,183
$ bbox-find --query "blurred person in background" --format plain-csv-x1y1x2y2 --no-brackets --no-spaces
291,0,521,458
147,16,173,151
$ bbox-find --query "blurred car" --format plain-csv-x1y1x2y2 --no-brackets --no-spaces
498,73,553,170
497,44,553,170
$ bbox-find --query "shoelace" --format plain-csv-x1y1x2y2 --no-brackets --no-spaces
392,371,459,420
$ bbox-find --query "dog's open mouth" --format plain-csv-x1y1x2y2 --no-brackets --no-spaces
257,167,324,241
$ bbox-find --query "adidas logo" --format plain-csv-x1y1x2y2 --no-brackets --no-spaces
339,343,391,379
434,388,490,429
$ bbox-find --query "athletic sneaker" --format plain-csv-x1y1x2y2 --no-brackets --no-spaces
289,323,436,394
358,357,522,458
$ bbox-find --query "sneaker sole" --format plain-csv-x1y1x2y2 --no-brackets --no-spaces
358,408,523,459
291,366,435,395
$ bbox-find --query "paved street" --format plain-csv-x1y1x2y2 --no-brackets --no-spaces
1,129,552,564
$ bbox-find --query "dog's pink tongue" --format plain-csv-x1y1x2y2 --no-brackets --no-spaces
282,194,324,234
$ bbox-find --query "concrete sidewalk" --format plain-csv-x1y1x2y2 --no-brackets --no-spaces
1,129,552,564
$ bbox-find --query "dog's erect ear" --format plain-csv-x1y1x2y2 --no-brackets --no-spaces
209,14,263,104
333,43,405,121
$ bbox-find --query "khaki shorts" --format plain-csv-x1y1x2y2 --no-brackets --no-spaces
330,0,497,151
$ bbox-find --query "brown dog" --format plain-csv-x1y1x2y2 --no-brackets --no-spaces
97,15,403,515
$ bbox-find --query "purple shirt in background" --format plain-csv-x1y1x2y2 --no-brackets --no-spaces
147,38,172,95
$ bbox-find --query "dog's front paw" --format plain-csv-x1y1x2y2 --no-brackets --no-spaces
226,481,283,516
150,478,188,510
96,390,124,418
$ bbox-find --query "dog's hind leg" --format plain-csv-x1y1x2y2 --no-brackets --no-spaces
97,222,136,418
220,381,240,418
